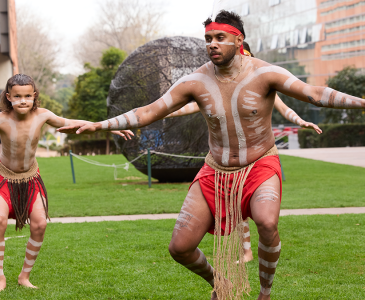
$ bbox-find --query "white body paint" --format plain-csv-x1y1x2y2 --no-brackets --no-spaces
26,249,39,256
11,100,34,106
29,238,43,247
258,241,281,253
259,257,279,268
259,271,275,284
206,42,235,46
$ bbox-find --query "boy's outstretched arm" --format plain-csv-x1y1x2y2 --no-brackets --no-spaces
58,75,194,134
44,110,134,140
274,95,322,134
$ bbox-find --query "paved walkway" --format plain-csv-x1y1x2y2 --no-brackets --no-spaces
279,147,365,168
8,207,365,224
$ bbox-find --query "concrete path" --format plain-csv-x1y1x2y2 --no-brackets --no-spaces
279,147,365,168
8,207,365,225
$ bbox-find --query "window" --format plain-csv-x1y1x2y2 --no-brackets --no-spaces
291,30,299,46
300,27,307,44
312,24,322,42
241,3,249,16
271,35,278,49
256,39,263,53
269,0,280,7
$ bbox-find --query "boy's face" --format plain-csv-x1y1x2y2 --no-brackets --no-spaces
6,85,36,115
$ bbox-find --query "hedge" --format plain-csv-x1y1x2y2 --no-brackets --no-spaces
298,124,365,148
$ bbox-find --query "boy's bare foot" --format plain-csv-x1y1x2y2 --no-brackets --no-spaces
0,275,6,291
236,249,254,263
211,291,218,300
18,276,38,289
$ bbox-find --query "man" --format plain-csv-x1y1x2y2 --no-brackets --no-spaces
59,10,365,300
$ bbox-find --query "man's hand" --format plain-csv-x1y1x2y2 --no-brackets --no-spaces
57,122,100,134
298,121,322,134
111,130,134,140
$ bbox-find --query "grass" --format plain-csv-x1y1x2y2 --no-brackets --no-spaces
2,214,365,299
37,154,365,218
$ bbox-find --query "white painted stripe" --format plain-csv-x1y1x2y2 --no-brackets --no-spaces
0,241,4,247
243,242,251,250
284,77,299,89
259,271,275,284
0,251,4,256
320,87,334,106
22,267,33,273
284,108,293,119
0,269,3,276
242,231,250,238
258,241,281,253
246,90,261,97
259,257,279,268
100,120,110,130
0,260,3,266
261,286,271,295
162,93,173,109
24,257,35,266
200,93,210,97
125,111,138,127
28,238,42,247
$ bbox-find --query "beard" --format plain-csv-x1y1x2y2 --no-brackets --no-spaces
210,46,236,66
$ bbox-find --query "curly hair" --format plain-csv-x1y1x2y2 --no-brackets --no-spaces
203,10,245,38
0,74,40,113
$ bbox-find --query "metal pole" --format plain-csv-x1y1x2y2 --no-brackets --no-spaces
279,155,286,181
69,150,76,184
147,148,152,188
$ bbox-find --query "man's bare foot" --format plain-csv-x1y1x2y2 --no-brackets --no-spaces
18,276,38,289
257,293,270,300
211,291,218,300
0,275,6,291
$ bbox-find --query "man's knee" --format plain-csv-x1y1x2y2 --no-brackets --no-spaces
30,219,47,236
256,219,278,242
168,238,194,261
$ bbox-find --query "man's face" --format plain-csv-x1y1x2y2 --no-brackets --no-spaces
205,30,238,66
6,85,35,115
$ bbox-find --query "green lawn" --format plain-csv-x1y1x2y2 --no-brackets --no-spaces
37,154,365,218
2,214,365,299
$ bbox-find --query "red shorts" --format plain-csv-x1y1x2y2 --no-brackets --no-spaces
190,155,282,235
0,170,46,219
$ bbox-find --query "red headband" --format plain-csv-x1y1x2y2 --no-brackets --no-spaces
205,22,244,55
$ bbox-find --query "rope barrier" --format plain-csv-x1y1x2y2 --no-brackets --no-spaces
69,150,206,180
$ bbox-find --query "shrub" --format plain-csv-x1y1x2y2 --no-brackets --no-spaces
298,124,365,148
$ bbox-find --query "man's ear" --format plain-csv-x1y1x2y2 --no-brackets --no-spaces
237,34,244,48
6,93,10,101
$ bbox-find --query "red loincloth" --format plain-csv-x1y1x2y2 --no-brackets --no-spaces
190,155,282,235
0,169,46,220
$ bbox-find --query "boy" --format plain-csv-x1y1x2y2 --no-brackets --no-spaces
0,74,132,290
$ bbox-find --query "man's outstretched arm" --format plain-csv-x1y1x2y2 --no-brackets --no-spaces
268,65,365,109
165,101,199,118
58,76,194,134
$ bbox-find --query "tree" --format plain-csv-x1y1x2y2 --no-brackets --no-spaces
324,66,365,124
17,8,59,95
68,47,126,154
39,93,63,116
74,0,164,67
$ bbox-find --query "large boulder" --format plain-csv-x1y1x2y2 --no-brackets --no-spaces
107,36,210,182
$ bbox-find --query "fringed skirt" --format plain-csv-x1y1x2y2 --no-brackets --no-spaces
0,160,49,230
190,145,281,300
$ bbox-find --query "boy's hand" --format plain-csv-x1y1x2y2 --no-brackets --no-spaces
111,130,134,140
57,122,100,134
299,121,322,134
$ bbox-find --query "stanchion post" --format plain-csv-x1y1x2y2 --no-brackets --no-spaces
69,150,76,184
147,148,152,188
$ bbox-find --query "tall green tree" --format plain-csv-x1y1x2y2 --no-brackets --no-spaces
68,47,127,122
324,66,365,124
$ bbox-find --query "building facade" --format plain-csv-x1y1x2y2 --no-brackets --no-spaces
225,0,365,87
0,0,18,88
